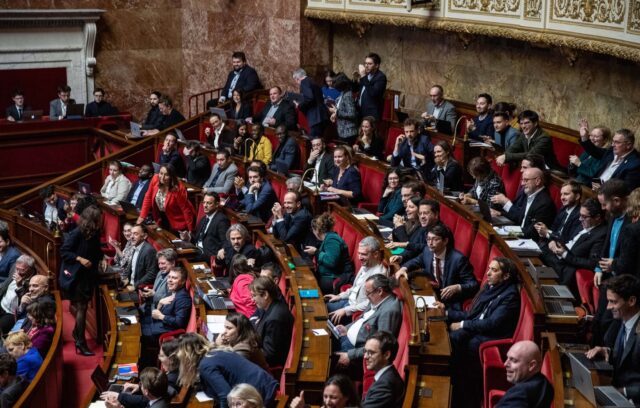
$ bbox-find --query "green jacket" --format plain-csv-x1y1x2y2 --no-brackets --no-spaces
505,128,561,170
317,231,354,278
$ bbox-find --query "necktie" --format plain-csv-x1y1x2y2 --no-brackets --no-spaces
558,210,569,235
210,168,221,186
17,108,22,120
435,257,443,287
616,324,627,354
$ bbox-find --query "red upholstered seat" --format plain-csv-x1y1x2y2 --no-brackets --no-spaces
491,160,503,178
454,217,476,257
270,176,287,203
489,244,504,261
552,137,583,169
576,268,599,314
357,163,385,212
469,234,490,282
253,99,266,117
265,129,280,151
296,108,309,134
548,182,562,209
480,288,534,408
488,390,506,408
384,125,404,158
501,166,522,201
439,204,458,232
279,298,297,394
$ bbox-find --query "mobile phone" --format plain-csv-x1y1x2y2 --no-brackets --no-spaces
314,315,328,321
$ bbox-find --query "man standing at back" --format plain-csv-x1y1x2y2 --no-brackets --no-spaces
214,51,261,106
357,52,387,121
292,68,329,137
496,340,554,407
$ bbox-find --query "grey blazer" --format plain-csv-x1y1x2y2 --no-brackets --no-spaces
49,98,76,120
203,162,238,194
346,295,403,360
426,100,457,132
335,90,358,140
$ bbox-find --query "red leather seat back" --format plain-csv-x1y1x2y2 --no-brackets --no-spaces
385,125,404,158
393,300,411,380
265,129,280,152
514,288,534,343
253,99,266,116
502,166,522,201
552,137,582,168
454,218,475,257
489,244,504,261
576,269,599,314
296,108,309,134
102,211,120,247
548,183,562,209
439,204,458,232
358,163,385,208
491,160,503,178
469,233,490,282
271,176,287,203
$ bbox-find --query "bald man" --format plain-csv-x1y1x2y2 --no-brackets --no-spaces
17,274,55,332
496,341,554,407
492,167,556,239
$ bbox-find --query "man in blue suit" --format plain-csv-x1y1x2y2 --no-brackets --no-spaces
215,51,261,106
293,68,329,137
496,340,554,408
580,127,640,191
356,52,387,121
269,125,300,175
395,224,478,311
126,164,153,210
236,165,277,223
390,118,434,173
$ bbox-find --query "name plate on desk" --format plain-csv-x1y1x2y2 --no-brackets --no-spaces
300,358,314,369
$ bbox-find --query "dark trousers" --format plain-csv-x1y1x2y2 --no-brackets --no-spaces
450,329,493,408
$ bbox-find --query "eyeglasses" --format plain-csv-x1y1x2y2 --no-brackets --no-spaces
365,288,379,297
363,349,379,356
579,214,592,220
229,400,247,408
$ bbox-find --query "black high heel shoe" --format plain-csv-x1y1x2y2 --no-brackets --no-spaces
75,341,95,356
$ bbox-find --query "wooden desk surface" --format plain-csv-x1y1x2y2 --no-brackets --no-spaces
414,375,452,407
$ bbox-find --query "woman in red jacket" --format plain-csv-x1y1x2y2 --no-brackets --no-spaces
137,163,195,234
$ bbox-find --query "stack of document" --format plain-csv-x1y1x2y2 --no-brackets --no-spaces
494,226,523,237
354,213,379,221
506,239,542,256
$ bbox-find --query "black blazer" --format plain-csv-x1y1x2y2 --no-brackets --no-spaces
227,102,253,122
495,372,554,408
156,109,185,131
253,299,294,367
159,150,186,178
186,155,211,187
357,70,387,120
147,287,191,336
221,65,261,99
207,126,236,151
193,212,230,261
613,221,640,276
126,179,151,210
548,205,582,244
298,77,329,128
255,100,297,131
128,241,159,286
426,160,464,192
448,282,520,339
269,136,300,174
402,247,479,311
305,151,335,182
218,242,259,271
362,365,405,408
392,224,427,262
272,207,312,252
601,214,631,267
580,139,640,191
604,318,640,402
504,189,556,239
142,106,163,130
5,105,31,121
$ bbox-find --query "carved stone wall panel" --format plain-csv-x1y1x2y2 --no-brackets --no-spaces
551,0,625,27
629,0,640,31
449,0,521,16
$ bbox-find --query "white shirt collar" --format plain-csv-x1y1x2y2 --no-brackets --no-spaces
374,365,393,381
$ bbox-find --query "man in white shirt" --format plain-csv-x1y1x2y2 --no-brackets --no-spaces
0,255,36,334
325,237,388,324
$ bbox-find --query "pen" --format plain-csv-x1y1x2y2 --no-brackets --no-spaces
518,241,525,246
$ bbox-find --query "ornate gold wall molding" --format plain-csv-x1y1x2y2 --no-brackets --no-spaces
552,0,625,25
449,0,520,15
305,7,640,62
629,0,640,32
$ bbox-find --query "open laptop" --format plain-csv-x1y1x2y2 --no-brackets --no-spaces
526,258,558,280
476,199,512,226
209,107,227,121
66,103,85,119
21,110,43,121
152,162,161,174
195,283,234,311
327,319,341,340
568,351,613,372
91,365,125,394
77,181,92,195
129,121,143,139
568,352,633,407
540,284,574,299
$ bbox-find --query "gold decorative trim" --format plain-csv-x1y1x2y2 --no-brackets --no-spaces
629,0,640,32
304,7,640,62
448,0,520,16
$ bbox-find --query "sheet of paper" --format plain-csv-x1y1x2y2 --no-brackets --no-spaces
413,295,437,308
122,315,138,324
196,392,213,402
206,315,226,334
312,328,329,336
354,213,379,221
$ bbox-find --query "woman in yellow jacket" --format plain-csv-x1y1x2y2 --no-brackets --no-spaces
246,123,272,165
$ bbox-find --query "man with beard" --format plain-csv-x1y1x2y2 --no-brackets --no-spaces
126,164,153,210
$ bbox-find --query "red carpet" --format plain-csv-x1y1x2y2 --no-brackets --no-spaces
61,300,103,408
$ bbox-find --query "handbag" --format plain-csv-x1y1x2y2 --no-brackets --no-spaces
58,261,83,292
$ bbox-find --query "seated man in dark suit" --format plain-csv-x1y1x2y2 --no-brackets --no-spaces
124,225,159,290
426,140,463,192
534,180,582,245
587,274,640,404
334,274,403,368
203,150,238,195
496,340,554,408
213,51,261,106
496,110,561,171
85,88,117,117
204,112,235,151
492,167,556,239
395,225,478,311
271,191,312,254
305,136,335,184
269,125,300,175
361,331,405,408
49,84,75,120
540,198,606,291
141,91,163,131
0,354,28,407
390,118,434,174
39,185,67,228
293,68,329,137
158,133,186,178
254,86,297,131
142,96,185,136
181,192,229,263
467,93,495,141
216,224,260,272
235,165,277,222
580,127,640,192
5,89,30,122
126,164,153,210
